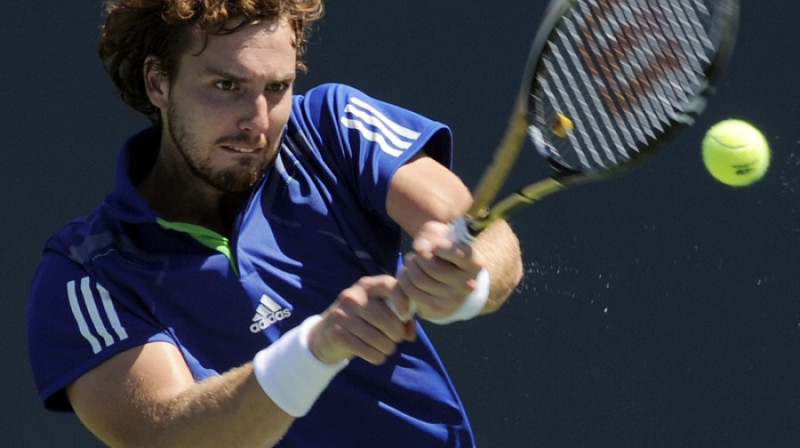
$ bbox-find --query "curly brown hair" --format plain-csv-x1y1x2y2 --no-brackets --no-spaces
98,0,324,124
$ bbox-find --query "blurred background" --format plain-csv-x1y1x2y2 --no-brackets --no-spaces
4,1,799,446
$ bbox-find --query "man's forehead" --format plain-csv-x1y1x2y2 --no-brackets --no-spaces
186,18,296,52
181,20,297,76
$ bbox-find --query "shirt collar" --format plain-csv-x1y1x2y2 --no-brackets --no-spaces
105,126,162,224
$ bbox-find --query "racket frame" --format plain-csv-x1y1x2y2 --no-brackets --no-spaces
462,0,740,237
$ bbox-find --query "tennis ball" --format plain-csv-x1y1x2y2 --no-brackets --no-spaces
702,119,770,187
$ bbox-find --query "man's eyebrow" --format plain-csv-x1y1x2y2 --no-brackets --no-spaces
204,66,296,83
204,67,249,82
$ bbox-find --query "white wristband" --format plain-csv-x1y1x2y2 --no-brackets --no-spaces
253,315,348,417
428,267,491,325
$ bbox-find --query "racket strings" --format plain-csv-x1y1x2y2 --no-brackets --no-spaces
533,0,719,173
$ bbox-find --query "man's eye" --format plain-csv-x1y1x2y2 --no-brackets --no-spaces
214,80,236,91
266,82,291,93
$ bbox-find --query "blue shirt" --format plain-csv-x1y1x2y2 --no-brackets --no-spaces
27,84,475,447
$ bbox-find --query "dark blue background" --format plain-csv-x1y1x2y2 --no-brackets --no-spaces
4,1,799,446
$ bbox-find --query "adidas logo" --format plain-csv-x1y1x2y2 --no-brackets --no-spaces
250,294,292,333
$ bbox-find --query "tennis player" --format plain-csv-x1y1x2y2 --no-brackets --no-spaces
26,1,523,447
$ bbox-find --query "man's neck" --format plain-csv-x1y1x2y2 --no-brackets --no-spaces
137,151,247,238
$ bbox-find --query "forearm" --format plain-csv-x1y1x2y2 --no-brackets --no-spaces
470,219,524,313
146,365,292,448
82,363,292,448
67,341,297,448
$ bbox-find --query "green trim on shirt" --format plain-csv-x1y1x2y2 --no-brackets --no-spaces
156,218,239,277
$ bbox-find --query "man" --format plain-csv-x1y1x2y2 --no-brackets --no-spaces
27,1,523,447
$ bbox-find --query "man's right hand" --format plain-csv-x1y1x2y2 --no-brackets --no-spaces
309,275,417,365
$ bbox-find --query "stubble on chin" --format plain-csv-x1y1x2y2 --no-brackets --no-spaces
167,114,277,194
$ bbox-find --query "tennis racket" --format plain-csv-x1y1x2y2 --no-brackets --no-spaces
449,0,740,243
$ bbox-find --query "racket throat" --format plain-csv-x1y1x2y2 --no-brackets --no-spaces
457,177,566,240
490,177,566,222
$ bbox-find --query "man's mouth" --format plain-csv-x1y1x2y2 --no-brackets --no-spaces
225,145,259,154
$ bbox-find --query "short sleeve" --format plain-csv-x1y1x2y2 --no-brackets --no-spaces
294,84,453,218
26,250,173,411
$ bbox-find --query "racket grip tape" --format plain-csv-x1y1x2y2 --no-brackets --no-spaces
447,216,478,245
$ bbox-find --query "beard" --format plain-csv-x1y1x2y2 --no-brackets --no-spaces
166,102,275,195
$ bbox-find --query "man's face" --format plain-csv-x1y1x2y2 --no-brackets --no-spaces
159,20,297,194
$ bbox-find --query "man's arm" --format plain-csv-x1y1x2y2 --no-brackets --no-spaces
66,276,413,448
67,342,291,448
386,153,524,320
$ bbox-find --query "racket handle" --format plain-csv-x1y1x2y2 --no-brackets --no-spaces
447,216,478,245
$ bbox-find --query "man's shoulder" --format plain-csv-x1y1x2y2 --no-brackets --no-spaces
292,83,368,110
41,202,117,260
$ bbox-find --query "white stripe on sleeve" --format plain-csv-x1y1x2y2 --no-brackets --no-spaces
81,277,115,347
340,96,422,158
66,277,129,354
67,280,103,354
98,283,129,341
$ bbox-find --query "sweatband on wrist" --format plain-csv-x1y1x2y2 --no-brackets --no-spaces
253,315,348,417
428,267,491,325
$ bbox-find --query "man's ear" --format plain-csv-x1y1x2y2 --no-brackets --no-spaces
143,56,168,108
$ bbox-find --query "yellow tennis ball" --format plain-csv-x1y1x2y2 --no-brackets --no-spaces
702,119,770,187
